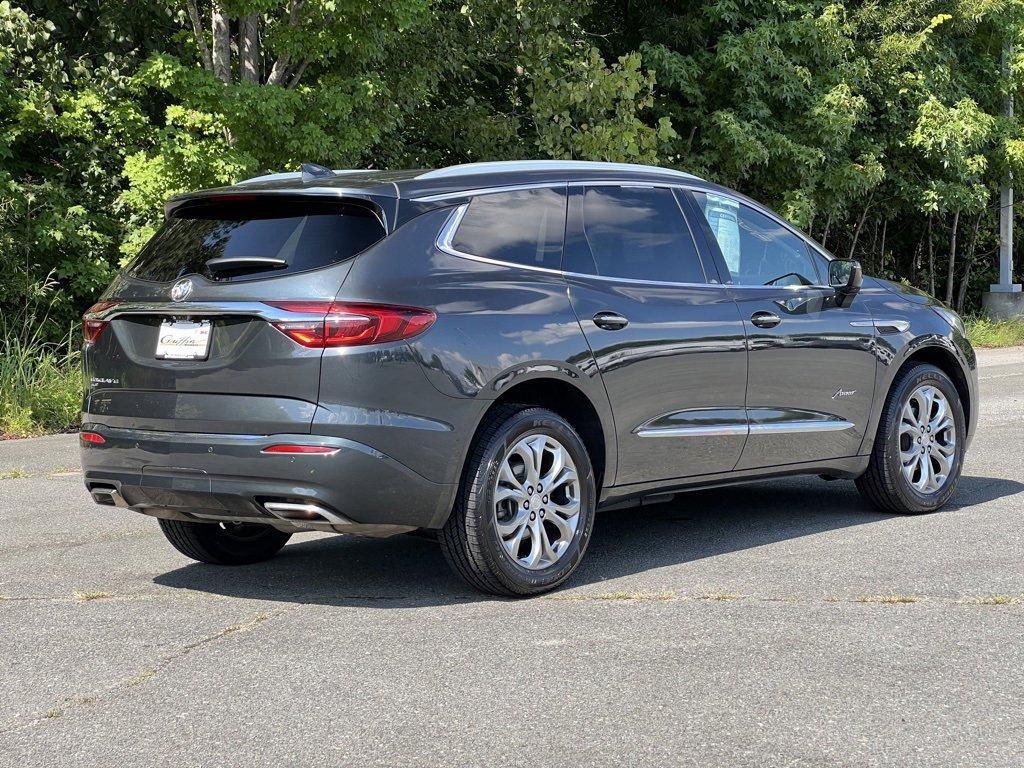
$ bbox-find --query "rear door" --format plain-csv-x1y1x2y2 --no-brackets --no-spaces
83,195,388,435
564,184,748,486
684,190,876,469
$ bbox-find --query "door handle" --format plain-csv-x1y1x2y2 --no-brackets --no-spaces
593,311,629,330
750,311,781,329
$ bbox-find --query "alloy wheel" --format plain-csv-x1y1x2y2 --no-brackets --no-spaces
898,384,957,495
493,433,581,570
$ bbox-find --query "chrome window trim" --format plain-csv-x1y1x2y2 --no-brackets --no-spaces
435,203,567,277
414,182,568,203
435,203,846,291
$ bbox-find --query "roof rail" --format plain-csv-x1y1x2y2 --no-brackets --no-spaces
236,168,378,186
416,160,698,181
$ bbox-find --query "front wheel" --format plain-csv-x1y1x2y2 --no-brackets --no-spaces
439,405,596,597
159,519,291,565
856,363,965,513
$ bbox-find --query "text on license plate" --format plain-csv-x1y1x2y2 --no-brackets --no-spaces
155,320,212,360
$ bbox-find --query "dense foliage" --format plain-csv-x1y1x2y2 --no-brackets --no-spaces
3,0,1024,342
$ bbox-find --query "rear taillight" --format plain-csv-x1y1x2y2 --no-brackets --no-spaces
80,431,106,445
82,301,120,344
266,301,436,348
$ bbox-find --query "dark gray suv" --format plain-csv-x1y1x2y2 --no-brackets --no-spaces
80,160,978,596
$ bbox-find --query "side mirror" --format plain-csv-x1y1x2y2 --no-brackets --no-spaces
828,259,862,308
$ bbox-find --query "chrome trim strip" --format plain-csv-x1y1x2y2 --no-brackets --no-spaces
851,319,910,333
748,419,854,434
637,419,854,438
636,424,748,438
91,300,326,324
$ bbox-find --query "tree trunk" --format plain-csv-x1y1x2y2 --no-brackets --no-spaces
212,5,231,84
268,0,304,86
944,209,960,306
240,13,259,83
184,0,212,72
956,210,984,311
821,215,833,249
927,216,935,296
879,218,887,275
848,195,873,260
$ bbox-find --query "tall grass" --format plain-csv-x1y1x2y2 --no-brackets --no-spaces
1,269,84,438
0,321,82,439
965,316,1024,348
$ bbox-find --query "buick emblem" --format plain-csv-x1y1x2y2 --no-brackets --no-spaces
170,278,193,302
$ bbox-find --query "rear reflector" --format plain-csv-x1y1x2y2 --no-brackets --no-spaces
82,301,121,344
80,432,106,445
261,444,338,455
266,301,436,348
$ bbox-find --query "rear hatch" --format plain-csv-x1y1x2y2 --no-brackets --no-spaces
83,194,388,435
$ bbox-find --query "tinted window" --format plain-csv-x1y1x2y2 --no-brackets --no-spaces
574,186,706,283
126,198,385,283
452,187,566,269
691,192,819,286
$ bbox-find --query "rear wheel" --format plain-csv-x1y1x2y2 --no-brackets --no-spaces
856,363,965,513
158,519,291,565
439,406,596,597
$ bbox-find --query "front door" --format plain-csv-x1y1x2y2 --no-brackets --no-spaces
563,185,748,486
683,190,876,470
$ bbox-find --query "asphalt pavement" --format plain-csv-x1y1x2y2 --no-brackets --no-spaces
1,348,1022,767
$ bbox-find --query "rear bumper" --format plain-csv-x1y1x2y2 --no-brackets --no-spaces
81,424,455,532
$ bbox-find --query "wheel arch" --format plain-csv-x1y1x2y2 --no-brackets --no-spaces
895,343,973,436
468,377,612,494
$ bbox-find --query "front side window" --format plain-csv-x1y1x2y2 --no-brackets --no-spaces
451,186,567,270
570,186,706,283
690,192,819,287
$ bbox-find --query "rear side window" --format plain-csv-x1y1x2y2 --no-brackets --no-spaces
126,198,386,283
451,187,567,270
568,186,706,283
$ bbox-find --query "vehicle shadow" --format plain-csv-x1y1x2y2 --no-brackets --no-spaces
153,474,1022,607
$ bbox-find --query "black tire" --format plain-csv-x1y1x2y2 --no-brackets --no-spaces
856,363,965,514
439,405,597,597
158,519,291,565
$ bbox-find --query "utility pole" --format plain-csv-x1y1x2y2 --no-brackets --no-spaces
984,36,1024,317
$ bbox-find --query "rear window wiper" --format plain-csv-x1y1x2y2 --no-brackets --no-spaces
204,256,288,275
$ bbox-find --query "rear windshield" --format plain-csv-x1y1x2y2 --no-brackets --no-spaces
125,198,386,283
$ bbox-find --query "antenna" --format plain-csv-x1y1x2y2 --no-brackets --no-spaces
300,163,337,183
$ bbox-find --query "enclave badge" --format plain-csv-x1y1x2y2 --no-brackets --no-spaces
170,278,193,302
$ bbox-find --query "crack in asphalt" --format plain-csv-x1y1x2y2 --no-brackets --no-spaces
0,607,295,736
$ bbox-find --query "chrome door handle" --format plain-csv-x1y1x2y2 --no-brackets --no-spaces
750,311,781,329
593,311,629,330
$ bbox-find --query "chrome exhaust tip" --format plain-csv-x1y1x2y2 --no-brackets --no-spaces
262,500,352,525
90,486,128,507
